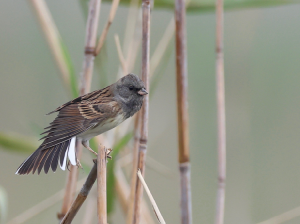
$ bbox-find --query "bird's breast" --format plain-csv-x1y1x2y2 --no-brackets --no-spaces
77,113,126,141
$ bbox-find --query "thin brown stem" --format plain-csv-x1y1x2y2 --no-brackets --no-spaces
59,0,102,220
175,0,192,222
95,0,120,55
215,0,226,223
132,0,150,223
6,179,85,224
58,145,82,220
126,113,140,224
137,169,166,224
97,145,108,224
115,161,131,214
257,206,300,224
115,156,155,224
150,17,175,79
80,0,102,95
60,162,98,224
82,189,97,224
126,10,142,73
29,0,71,94
114,34,128,75
123,0,140,63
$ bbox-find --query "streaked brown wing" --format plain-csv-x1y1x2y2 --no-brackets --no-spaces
40,104,96,149
47,85,111,115
40,99,120,149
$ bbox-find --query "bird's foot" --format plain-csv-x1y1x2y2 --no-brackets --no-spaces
76,159,83,169
106,148,113,159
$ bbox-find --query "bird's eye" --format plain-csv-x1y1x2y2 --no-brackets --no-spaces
129,85,134,91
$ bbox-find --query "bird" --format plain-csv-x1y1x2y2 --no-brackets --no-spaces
15,74,148,175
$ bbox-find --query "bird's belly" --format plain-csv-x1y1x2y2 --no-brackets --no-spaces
77,114,125,141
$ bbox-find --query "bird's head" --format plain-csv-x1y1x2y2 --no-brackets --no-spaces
114,74,148,101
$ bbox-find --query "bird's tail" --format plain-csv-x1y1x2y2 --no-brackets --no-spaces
15,137,77,175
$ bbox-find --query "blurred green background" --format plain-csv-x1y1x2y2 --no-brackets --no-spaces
1,1,300,224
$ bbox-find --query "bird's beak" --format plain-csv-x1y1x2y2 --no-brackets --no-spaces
138,88,148,96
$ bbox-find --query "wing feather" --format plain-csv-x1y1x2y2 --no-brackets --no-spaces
16,84,121,175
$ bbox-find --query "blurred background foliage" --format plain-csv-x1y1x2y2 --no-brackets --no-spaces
113,0,299,11
0,0,300,224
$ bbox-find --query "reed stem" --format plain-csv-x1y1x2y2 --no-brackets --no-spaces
59,0,102,220
29,0,72,95
126,114,140,224
215,0,226,223
175,0,192,222
97,145,108,224
132,0,150,223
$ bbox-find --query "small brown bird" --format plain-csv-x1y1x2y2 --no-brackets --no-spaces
16,74,147,175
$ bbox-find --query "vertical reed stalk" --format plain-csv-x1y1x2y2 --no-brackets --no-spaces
132,0,150,223
80,0,102,95
95,0,120,56
175,0,192,223
126,114,140,224
97,145,108,224
215,0,226,223
59,0,102,220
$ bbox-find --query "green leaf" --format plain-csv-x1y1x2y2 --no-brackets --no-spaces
0,132,37,154
0,186,7,224
102,0,299,12
107,132,133,215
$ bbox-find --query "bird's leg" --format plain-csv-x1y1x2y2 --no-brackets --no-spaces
82,140,98,156
82,140,113,159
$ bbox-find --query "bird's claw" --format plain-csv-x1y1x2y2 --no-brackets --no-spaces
76,159,83,169
106,148,113,159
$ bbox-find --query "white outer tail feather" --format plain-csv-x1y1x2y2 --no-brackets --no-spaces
68,137,77,166
60,137,77,170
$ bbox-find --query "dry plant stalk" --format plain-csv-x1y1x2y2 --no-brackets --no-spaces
115,155,155,224
257,206,300,224
215,0,226,223
137,169,166,224
123,0,140,64
29,0,71,94
150,17,175,78
132,0,150,223
6,179,85,224
82,189,97,224
175,0,192,223
114,34,128,75
80,0,102,95
60,162,98,224
97,145,108,224
60,0,102,219
126,114,140,224
115,162,130,213
126,10,142,73
95,0,120,55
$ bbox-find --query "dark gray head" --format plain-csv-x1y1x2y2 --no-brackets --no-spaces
114,73,148,118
